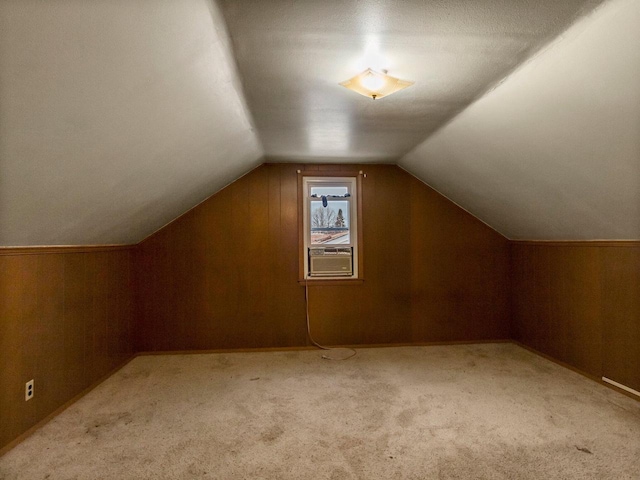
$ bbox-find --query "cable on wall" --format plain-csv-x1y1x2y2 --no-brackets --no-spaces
305,277,357,361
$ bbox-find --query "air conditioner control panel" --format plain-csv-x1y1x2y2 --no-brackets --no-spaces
309,247,352,256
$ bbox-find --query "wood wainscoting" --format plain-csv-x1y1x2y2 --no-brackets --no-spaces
510,241,640,392
0,246,135,451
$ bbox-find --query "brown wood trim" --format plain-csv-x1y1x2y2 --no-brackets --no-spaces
510,240,640,247
298,278,364,286
263,160,396,167
297,171,304,281
139,346,319,356
299,169,363,177
325,339,512,349
0,245,135,256
512,341,640,403
356,173,364,279
138,339,511,356
0,355,137,457
297,169,365,281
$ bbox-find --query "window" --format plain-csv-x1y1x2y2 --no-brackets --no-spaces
301,176,360,279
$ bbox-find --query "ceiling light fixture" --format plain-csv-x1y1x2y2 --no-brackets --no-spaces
340,68,414,100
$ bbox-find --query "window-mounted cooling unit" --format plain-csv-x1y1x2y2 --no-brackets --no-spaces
308,247,353,277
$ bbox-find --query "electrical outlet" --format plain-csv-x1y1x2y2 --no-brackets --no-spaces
25,379,34,401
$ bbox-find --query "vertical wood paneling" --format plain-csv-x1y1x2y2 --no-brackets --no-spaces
267,166,284,343
601,248,640,391
136,164,510,351
0,256,38,446
279,165,307,346
36,255,67,415
0,248,134,451
62,254,88,398
511,243,639,382
409,172,510,342
247,167,270,345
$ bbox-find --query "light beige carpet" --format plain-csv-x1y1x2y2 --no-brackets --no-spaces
1,343,639,479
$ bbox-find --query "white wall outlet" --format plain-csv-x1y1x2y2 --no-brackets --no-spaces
25,379,34,401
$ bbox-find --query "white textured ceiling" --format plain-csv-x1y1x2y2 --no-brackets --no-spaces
400,0,640,240
220,0,602,162
0,0,262,246
2,0,633,245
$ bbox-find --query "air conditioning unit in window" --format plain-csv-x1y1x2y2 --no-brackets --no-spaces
309,247,353,277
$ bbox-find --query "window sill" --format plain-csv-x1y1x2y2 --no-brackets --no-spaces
298,278,364,286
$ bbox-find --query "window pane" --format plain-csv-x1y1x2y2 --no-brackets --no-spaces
310,200,350,245
310,186,348,197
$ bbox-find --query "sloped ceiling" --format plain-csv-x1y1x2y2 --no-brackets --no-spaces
3,0,634,246
0,0,262,246
400,0,640,240
220,0,602,162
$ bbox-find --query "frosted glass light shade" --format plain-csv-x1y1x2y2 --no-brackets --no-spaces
340,68,414,100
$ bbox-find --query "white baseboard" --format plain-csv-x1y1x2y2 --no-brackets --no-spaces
602,377,640,397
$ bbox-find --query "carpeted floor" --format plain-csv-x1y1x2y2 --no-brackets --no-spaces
1,343,639,479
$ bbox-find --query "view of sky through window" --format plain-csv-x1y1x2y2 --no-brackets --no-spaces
310,186,348,197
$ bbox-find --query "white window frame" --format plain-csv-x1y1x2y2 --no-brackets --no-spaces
302,176,358,279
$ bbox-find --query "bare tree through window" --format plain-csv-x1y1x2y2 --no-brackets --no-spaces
311,207,337,228
310,205,349,244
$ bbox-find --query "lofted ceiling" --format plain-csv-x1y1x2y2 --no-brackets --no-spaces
0,0,262,246
219,0,603,162
400,0,640,240
2,0,637,245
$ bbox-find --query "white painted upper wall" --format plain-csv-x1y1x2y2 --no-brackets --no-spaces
0,0,263,246
400,0,640,240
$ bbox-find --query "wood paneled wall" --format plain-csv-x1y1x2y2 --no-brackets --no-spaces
0,248,135,451
510,242,640,391
135,164,510,351
3,164,638,453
